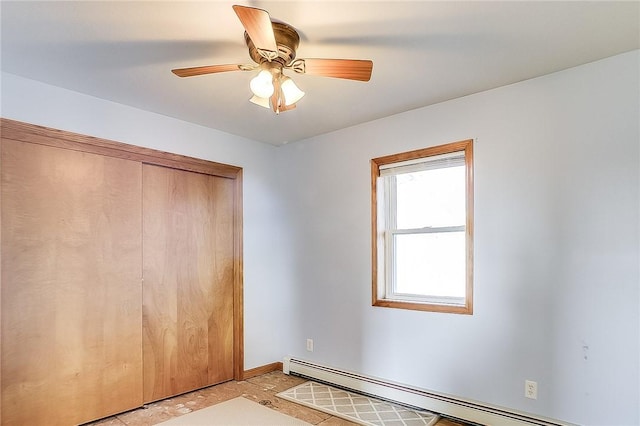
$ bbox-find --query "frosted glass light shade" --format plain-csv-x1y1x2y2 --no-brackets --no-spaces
249,95,270,109
250,70,274,98
280,76,305,106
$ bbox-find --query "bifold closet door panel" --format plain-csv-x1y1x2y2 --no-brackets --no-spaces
1,139,143,425
142,164,235,402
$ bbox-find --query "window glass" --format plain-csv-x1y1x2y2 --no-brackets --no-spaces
394,232,466,298
395,166,465,229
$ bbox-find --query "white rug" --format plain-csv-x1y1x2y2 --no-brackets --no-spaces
155,397,312,426
277,381,440,426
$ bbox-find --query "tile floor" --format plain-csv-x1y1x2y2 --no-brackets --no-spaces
85,371,471,426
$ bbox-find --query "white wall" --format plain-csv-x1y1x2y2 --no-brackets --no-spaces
0,72,293,371
277,50,640,426
3,50,639,425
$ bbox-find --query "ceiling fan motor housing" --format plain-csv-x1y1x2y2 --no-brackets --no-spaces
245,22,300,66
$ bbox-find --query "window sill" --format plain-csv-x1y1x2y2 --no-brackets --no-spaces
372,298,473,315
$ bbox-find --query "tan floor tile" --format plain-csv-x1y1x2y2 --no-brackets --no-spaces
84,370,459,426
114,401,175,426
114,381,249,426
85,417,127,426
240,390,332,425
262,400,332,425
246,370,308,392
316,416,361,426
175,380,248,409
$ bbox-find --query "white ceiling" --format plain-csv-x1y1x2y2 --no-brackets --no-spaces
2,1,638,146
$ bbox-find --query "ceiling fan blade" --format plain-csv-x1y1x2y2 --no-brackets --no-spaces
295,58,373,82
232,5,278,57
171,64,245,77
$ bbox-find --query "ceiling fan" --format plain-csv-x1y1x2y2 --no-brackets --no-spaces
172,5,374,114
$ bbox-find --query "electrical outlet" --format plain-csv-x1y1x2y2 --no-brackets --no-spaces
306,338,314,352
525,380,538,400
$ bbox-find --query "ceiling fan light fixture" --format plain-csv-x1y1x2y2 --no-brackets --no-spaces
249,69,274,98
172,6,373,115
280,76,305,106
249,95,271,109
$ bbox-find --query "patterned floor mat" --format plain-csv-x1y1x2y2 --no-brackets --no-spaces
277,381,440,426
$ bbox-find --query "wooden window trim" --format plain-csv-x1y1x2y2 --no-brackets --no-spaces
371,139,474,315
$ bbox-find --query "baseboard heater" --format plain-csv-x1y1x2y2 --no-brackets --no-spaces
283,357,574,426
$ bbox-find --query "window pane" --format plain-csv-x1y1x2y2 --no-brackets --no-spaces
395,165,465,229
394,232,465,298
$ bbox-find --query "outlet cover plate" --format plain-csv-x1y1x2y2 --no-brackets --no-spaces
525,380,538,399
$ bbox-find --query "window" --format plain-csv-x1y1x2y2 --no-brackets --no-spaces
371,140,473,314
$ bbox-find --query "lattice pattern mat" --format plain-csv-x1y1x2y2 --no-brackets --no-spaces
277,381,440,426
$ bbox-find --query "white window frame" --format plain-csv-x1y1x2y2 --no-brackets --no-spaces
371,140,474,314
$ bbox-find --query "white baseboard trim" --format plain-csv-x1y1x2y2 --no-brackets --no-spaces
283,357,574,426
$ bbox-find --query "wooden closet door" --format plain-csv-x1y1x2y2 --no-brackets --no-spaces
142,164,235,402
1,139,143,425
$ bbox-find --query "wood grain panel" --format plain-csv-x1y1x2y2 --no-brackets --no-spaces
1,139,143,425
232,171,244,381
0,118,242,179
142,164,235,402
